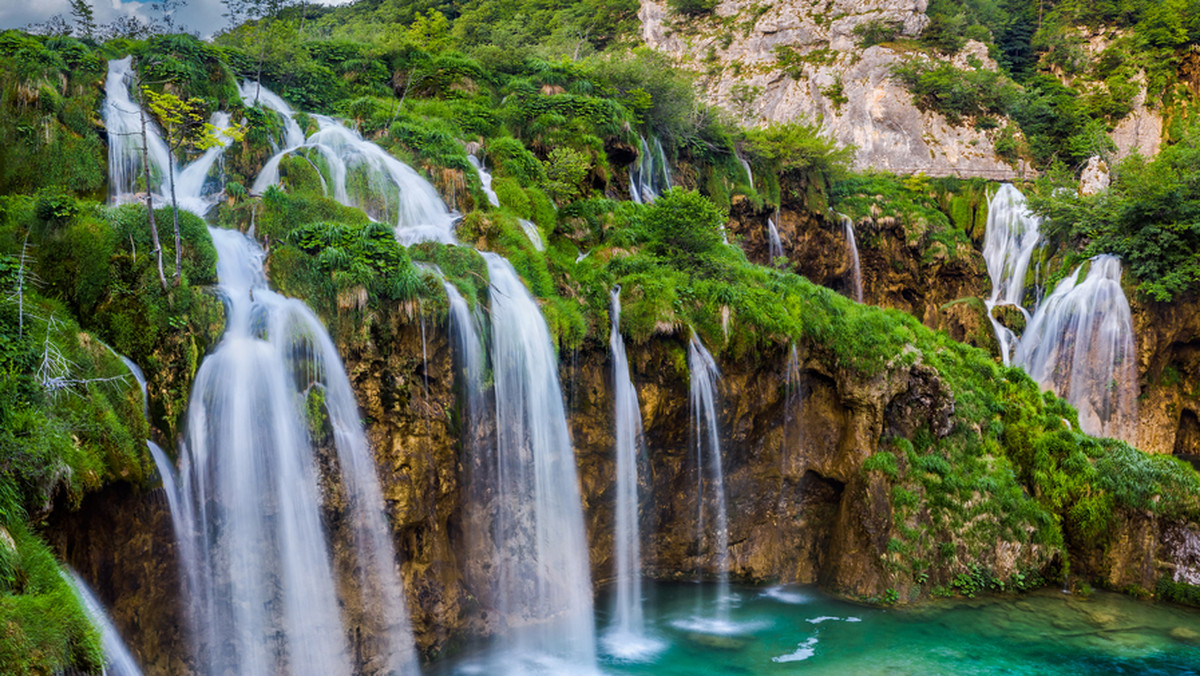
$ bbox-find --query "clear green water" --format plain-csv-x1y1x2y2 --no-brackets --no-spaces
434,581,1200,674
596,583,1200,675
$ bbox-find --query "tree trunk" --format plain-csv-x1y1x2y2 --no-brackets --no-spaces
138,90,168,291
169,153,182,286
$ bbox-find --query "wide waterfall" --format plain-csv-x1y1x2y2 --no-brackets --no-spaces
64,571,144,676
104,60,420,674
461,252,598,673
1014,255,1138,442
680,336,733,630
839,214,864,302
177,229,418,675
984,184,1042,365
238,80,306,150
602,288,663,662
245,82,455,245
629,136,672,204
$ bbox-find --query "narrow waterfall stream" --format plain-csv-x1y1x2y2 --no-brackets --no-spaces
629,136,672,204
983,184,1042,365
468,153,501,207
64,571,143,676
767,217,784,266
603,288,663,661
677,336,734,633
838,214,863,302
1014,255,1138,442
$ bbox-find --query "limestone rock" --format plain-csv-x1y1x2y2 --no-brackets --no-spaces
639,1,1027,178
1079,156,1110,195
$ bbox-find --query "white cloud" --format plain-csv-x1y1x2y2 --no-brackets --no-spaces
0,0,357,41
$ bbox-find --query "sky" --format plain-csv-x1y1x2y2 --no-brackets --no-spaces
0,0,357,40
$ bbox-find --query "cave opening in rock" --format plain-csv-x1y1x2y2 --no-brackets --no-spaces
1175,409,1200,471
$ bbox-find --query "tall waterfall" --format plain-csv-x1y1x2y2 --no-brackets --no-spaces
64,571,144,676
602,288,663,661
245,82,455,245
687,336,731,624
177,229,417,675
984,184,1042,365
839,214,864,302
518,218,545,251
466,252,597,672
1014,255,1138,442
629,136,672,204
105,60,420,675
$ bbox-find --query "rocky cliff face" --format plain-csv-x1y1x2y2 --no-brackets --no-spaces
639,0,1027,178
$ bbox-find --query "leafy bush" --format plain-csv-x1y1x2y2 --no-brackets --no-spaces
893,59,1021,126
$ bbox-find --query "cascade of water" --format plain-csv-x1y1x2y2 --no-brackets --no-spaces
237,80,306,150
1014,255,1138,442
837,214,864,303
104,57,170,203
602,288,663,662
518,218,545,251
629,136,672,204
739,155,753,190
471,252,597,671
687,336,731,623
244,82,455,245
468,154,501,207
176,228,417,675
767,218,784,266
64,570,144,676
105,58,231,213
983,184,1042,365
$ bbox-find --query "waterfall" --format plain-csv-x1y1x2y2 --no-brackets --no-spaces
104,56,170,203
838,214,864,303
983,184,1042,365
629,136,672,204
104,58,230,213
1014,255,1138,442
245,82,455,245
173,228,418,675
767,218,784,266
686,336,731,626
469,252,597,672
237,80,306,150
468,154,501,207
602,288,663,662
739,154,753,190
64,571,144,676
518,218,545,251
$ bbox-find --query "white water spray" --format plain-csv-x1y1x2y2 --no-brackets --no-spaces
983,184,1042,365
1014,255,1138,442
838,214,863,302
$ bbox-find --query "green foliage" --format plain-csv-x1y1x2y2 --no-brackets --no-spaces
1028,130,1200,301
744,121,853,179
0,522,104,675
1157,575,1200,607
643,189,726,260
863,451,900,479
853,18,905,48
668,0,719,15
893,59,1021,126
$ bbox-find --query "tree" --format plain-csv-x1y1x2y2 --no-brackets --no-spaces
69,0,96,40
144,90,243,285
221,0,299,98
